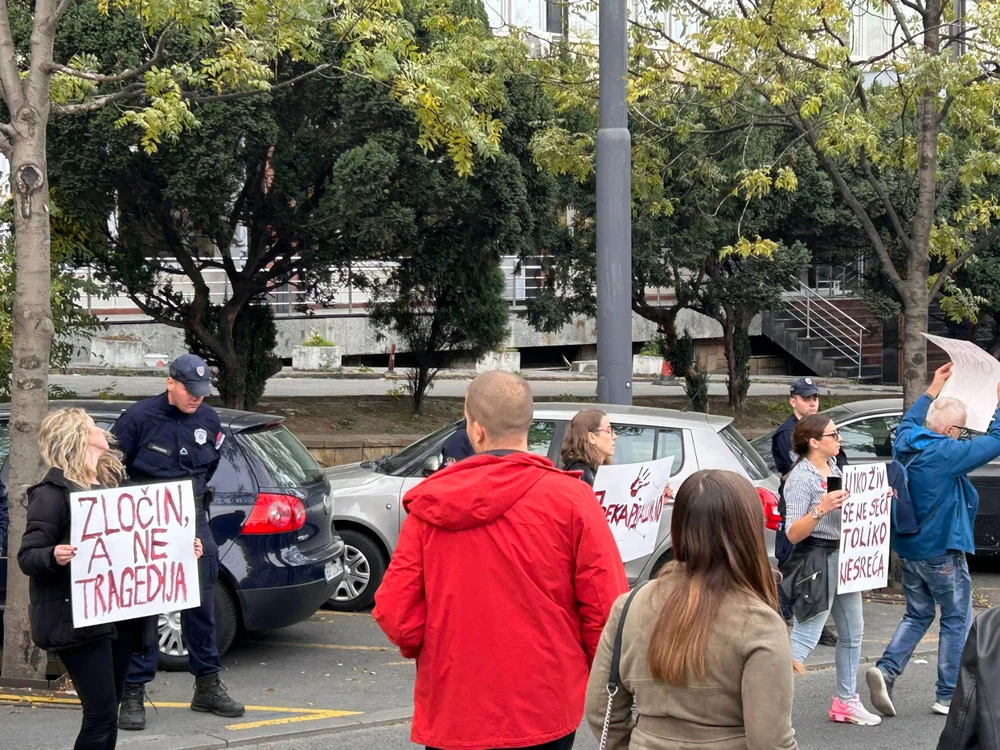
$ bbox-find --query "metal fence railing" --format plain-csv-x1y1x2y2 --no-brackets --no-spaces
74,256,547,316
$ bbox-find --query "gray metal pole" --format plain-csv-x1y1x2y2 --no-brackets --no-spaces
596,0,633,405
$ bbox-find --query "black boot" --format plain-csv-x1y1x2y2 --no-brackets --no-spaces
191,673,245,717
118,683,146,731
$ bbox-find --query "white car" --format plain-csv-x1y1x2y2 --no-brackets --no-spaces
324,403,780,611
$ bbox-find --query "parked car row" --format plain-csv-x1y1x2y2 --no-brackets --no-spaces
0,401,347,670
324,402,782,611
749,398,1000,556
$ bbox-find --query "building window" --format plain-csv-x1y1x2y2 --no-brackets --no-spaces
546,0,564,34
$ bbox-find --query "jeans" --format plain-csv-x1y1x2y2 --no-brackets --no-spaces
876,551,972,702
59,634,135,750
127,555,222,684
427,732,575,750
790,550,864,700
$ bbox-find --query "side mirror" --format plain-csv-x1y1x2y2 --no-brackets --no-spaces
422,455,442,476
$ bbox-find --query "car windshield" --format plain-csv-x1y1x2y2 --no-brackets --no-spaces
238,425,322,486
380,422,460,475
821,405,855,422
720,425,770,481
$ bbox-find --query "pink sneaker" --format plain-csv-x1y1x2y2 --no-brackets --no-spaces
829,695,882,725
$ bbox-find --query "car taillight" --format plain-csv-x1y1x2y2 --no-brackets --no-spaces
757,487,782,531
242,493,307,534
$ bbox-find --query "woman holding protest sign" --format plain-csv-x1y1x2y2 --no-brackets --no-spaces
584,470,797,750
18,408,202,750
781,413,880,727
561,409,616,486
561,409,674,504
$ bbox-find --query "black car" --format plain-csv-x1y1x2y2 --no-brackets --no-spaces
750,398,1000,555
0,401,347,670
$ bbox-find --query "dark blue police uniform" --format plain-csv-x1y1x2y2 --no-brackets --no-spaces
113,391,224,684
441,420,474,466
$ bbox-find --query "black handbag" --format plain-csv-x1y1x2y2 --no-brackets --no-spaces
598,582,648,750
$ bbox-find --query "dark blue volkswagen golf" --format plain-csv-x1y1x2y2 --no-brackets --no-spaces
0,401,346,670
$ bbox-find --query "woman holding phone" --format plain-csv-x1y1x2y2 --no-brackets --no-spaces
782,413,880,726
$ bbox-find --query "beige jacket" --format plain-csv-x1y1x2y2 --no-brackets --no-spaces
585,569,797,750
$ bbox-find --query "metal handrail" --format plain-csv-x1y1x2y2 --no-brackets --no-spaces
786,278,870,331
777,277,867,379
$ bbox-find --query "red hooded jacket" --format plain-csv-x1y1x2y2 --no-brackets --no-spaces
372,451,628,749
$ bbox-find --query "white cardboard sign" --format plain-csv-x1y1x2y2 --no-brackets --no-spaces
70,480,201,627
923,332,1000,433
593,456,673,562
837,464,891,594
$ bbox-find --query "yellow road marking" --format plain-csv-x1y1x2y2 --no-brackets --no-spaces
309,611,373,618
0,693,362,725
225,709,360,731
0,693,80,707
244,640,389,651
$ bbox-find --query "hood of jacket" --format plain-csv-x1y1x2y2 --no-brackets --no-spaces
403,451,570,531
894,423,951,459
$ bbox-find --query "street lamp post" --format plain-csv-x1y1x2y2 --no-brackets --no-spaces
596,0,633,405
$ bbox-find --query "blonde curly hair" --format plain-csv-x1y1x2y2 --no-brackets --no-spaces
37,408,125,490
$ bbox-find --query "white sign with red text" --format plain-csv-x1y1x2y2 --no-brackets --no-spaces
838,464,891,594
70,480,200,627
593,456,673,562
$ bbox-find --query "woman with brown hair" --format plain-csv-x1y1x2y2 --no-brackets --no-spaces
560,409,616,486
782,413,879,726
584,470,797,750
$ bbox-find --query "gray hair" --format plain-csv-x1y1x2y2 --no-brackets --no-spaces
926,397,968,434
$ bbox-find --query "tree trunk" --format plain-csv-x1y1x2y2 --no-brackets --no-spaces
3,136,54,681
721,309,751,412
410,366,431,415
901,290,930,410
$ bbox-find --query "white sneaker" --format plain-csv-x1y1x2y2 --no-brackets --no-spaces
830,695,882,726
866,667,897,717
932,700,951,716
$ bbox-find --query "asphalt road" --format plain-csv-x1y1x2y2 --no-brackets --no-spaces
233,655,954,750
49,372,901,400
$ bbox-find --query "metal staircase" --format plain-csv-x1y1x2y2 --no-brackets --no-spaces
762,279,881,381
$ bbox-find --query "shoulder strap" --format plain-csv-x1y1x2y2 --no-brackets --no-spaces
607,581,649,692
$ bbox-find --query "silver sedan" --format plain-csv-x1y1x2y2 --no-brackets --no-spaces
324,402,780,611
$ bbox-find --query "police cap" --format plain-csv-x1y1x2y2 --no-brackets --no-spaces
790,377,820,398
169,354,212,397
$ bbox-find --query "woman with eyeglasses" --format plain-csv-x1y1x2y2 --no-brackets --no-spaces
560,409,616,486
781,413,881,726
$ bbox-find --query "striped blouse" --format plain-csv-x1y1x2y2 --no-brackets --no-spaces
784,458,842,541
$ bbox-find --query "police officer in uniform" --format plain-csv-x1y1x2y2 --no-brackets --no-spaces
115,354,245,730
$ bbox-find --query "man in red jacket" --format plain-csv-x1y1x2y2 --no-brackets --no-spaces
373,371,629,750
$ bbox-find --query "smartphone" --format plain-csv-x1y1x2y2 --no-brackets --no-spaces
827,476,843,492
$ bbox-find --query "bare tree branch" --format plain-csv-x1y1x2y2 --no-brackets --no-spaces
43,25,172,83
51,82,147,115
886,0,917,44
0,0,22,112
929,225,1000,298
860,151,913,253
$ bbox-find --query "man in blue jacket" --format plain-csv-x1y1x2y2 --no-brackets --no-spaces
867,362,1000,719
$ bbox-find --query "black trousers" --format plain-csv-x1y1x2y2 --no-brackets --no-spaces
59,626,139,750
427,731,576,750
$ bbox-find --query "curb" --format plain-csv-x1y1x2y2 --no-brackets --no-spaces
804,647,936,672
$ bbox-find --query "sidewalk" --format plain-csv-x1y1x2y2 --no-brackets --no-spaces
0,599,943,750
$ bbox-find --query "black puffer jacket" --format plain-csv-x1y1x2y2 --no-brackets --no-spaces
17,468,155,652
938,607,1000,750
564,460,597,487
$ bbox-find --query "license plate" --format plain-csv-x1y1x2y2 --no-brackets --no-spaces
324,560,343,583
